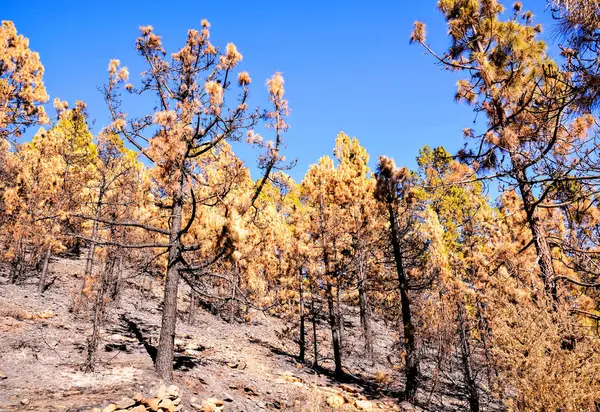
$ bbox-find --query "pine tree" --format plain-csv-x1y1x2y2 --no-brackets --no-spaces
100,22,289,380
0,21,49,142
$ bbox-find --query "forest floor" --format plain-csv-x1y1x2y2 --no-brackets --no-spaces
0,254,497,411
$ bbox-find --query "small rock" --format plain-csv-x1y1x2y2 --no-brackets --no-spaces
196,397,225,412
133,393,143,402
102,404,118,412
281,374,302,384
327,394,345,409
355,399,374,410
158,398,176,412
186,342,202,351
166,384,180,399
0,370,7,379
142,397,161,411
21,399,30,405
340,383,361,394
199,375,217,387
199,402,215,412
130,406,147,412
185,349,203,357
62,390,82,397
116,398,136,409
37,309,55,319
206,398,224,407
244,385,258,396
156,384,167,399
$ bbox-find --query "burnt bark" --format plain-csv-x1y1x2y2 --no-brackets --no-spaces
37,247,51,293
388,204,419,401
514,164,557,300
83,256,115,372
110,252,124,302
310,284,319,369
154,188,183,381
326,281,343,378
188,290,197,325
357,247,373,363
457,300,480,412
298,267,306,363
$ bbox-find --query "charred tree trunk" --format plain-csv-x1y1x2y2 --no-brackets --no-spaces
317,190,343,377
82,185,105,296
110,252,124,302
229,266,239,324
9,255,21,284
357,247,373,363
298,267,306,363
83,255,115,372
335,274,344,351
513,164,557,301
457,300,479,412
154,189,183,381
37,246,51,293
9,239,23,284
310,285,319,369
388,204,419,401
188,290,197,325
327,281,343,378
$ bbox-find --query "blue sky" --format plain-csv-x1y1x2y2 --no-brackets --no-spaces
5,0,558,187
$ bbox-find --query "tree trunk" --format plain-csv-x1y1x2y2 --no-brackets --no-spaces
188,290,196,325
10,244,23,284
357,247,373,363
82,186,105,296
335,276,344,350
457,300,479,412
327,281,343,378
154,191,183,381
298,267,306,363
388,204,419,401
513,159,557,300
9,235,24,284
9,256,20,284
38,247,51,293
229,265,239,324
317,188,343,377
83,256,115,372
110,252,124,302
322,240,343,377
310,286,319,369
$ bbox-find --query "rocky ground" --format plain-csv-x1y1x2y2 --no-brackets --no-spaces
0,254,496,411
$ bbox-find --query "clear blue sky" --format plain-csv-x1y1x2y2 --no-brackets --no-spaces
5,0,557,185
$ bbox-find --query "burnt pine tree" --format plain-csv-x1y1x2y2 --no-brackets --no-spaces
99,22,288,380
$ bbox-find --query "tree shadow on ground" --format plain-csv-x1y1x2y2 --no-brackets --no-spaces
246,334,404,402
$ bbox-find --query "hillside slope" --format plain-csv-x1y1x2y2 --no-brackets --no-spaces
0,254,494,411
